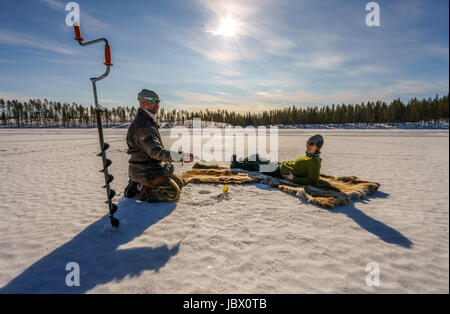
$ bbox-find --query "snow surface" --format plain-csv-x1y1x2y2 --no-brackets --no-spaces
0,128,448,293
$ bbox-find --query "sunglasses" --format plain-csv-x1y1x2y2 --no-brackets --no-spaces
307,142,316,146
144,97,161,104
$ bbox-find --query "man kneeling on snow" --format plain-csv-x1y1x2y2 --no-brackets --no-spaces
124,89,193,202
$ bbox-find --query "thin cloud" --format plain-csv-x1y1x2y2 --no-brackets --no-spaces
170,75,448,111
39,0,110,31
39,0,64,10
428,44,450,60
99,99,120,104
0,91,37,103
36,56,95,65
0,28,74,55
294,55,348,70
178,102,286,113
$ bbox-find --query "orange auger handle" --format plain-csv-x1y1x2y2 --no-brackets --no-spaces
74,22,84,41
73,22,113,67
104,44,113,66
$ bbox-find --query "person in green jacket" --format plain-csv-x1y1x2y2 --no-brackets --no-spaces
263,134,323,185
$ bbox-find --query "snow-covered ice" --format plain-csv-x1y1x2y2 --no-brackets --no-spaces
0,128,448,293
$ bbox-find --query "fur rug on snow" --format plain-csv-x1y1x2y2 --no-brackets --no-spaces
180,167,254,184
180,163,381,209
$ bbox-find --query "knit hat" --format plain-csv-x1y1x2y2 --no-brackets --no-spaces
307,134,324,149
137,89,159,104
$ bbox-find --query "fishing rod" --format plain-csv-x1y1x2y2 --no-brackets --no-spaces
176,150,205,166
73,22,119,228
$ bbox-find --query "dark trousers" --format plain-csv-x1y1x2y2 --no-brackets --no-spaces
231,154,283,179
261,166,283,179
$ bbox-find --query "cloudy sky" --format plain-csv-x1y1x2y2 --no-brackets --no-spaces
0,0,448,111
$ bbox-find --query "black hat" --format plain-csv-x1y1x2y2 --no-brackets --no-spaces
307,134,324,149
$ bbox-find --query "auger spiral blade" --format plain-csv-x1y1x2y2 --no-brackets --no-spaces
99,159,112,172
96,143,110,156
110,203,118,215
108,189,116,199
106,174,114,184
102,174,114,188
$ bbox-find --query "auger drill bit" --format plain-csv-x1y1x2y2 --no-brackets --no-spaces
73,22,119,228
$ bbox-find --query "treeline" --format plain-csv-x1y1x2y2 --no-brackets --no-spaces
0,98,137,127
0,94,448,127
180,94,449,126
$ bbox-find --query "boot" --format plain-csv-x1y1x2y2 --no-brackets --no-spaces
230,154,241,169
124,179,139,198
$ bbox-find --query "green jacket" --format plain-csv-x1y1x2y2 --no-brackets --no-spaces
279,155,321,185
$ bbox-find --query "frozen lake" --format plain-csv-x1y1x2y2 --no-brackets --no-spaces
0,128,448,293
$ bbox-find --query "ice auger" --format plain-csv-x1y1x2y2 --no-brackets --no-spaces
73,22,119,228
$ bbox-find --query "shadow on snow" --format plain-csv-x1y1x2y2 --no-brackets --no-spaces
255,185,412,248
0,197,178,294
330,191,413,248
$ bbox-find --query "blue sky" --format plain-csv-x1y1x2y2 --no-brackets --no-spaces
0,0,448,111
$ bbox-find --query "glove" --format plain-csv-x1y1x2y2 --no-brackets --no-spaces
163,163,174,176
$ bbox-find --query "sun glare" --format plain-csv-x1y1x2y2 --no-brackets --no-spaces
213,14,240,37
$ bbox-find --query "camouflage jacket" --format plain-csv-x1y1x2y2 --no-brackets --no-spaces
126,108,173,183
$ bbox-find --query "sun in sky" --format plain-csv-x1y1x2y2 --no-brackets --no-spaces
202,9,248,63
210,14,241,38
